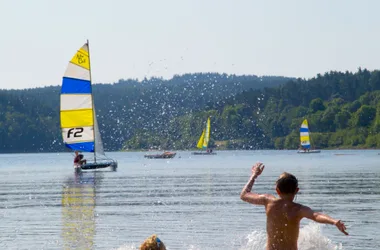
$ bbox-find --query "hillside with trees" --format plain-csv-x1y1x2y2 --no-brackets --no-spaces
123,68,380,150
0,73,289,153
3,69,380,153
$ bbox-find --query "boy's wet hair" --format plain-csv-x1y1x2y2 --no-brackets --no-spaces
276,172,298,194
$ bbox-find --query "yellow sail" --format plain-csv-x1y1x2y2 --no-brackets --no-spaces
203,117,211,148
197,129,205,149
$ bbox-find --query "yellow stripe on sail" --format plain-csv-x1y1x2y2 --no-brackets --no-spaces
197,129,205,149
300,135,310,142
70,46,90,70
60,109,94,128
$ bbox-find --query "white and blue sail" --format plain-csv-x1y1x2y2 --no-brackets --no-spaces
300,119,311,149
60,43,95,152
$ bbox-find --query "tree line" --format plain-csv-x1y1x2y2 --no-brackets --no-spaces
124,68,380,150
0,73,289,152
3,69,380,152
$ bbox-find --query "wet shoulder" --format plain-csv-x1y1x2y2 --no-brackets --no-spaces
266,200,303,214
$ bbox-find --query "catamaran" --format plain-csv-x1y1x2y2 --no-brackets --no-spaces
192,117,216,155
297,119,320,154
60,41,117,171
144,151,176,159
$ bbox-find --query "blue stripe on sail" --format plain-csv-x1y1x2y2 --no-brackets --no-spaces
61,77,91,94
300,128,309,132
303,144,311,149
65,142,94,152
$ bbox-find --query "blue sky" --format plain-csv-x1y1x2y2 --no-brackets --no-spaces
0,0,379,89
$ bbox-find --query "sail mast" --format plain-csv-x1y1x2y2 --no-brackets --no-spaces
87,39,97,162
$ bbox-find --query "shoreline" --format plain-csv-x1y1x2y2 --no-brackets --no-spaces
1,148,379,154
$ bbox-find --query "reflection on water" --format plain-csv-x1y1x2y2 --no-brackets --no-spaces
1,151,380,249
62,172,102,250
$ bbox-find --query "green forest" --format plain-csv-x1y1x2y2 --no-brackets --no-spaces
123,68,380,150
2,69,380,153
0,73,289,153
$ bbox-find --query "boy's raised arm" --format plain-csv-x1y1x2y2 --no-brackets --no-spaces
300,205,349,235
240,162,274,206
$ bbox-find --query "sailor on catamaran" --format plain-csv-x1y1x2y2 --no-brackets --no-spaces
73,151,86,168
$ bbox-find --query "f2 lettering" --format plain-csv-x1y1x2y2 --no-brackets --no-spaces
67,128,84,138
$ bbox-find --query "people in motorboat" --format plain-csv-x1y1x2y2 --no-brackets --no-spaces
74,151,87,167
140,234,166,250
240,162,348,250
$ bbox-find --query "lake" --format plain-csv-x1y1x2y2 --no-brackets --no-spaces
0,150,379,250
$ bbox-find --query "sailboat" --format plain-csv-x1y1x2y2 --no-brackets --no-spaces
60,41,117,171
192,117,216,155
297,119,321,154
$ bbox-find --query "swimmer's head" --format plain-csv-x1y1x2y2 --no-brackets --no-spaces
140,234,166,250
276,172,299,195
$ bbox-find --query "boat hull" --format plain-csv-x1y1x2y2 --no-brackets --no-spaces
297,150,321,154
76,160,118,171
144,153,176,159
192,152,217,155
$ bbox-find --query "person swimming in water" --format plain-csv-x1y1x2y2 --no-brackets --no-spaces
240,162,348,250
140,234,166,250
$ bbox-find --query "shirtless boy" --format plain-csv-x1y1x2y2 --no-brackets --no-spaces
240,162,348,250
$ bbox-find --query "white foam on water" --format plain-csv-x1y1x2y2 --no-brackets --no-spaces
239,223,343,250
113,244,137,250
114,244,200,250
113,223,343,250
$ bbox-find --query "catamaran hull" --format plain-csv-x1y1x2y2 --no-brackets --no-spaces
144,153,176,159
75,161,118,171
297,150,321,154
192,152,217,155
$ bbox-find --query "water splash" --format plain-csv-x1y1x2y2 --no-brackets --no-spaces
298,223,343,250
239,223,342,250
113,243,137,250
113,223,342,250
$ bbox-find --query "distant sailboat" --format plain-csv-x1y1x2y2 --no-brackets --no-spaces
60,41,117,171
297,119,320,154
144,151,176,159
192,117,216,155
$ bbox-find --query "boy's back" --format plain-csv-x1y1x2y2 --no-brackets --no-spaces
265,199,302,250
240,163,348,250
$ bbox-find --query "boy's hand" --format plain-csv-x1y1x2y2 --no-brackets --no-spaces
251,162,265,178
335,220,349,235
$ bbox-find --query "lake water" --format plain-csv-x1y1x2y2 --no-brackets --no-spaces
0,150,379,250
